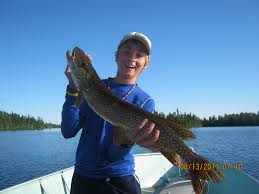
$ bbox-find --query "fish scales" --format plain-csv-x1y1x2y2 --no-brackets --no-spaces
86,78,147,129
68,47,224,194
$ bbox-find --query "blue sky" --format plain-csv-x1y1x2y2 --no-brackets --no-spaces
1,0,258,124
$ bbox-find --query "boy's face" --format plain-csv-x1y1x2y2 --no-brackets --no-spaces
116,40,149,83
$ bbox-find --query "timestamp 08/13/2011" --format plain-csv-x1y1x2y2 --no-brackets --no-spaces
179,162,243,171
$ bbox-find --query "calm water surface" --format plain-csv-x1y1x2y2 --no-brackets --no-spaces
0,127,259,190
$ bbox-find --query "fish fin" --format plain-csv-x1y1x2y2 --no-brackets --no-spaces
165,119,196,140
113,126,124,145
161,151,181,166
187,156,224,194
113,127,133,146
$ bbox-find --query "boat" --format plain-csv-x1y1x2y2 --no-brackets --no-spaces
1,153,259,194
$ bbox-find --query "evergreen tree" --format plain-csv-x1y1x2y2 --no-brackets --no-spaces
0,111,60,130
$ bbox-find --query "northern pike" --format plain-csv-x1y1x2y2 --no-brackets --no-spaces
67,47,224,194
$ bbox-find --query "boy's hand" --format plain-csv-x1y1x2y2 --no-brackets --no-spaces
65,50,93,90
128,119,160,151
65,51,78,90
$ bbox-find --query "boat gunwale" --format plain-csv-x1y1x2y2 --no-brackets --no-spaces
0,153,162,192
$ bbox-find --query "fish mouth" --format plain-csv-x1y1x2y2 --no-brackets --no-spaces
72,47,91,69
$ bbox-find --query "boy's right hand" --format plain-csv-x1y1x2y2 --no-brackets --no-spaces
65,51,78,91
65,50,93,91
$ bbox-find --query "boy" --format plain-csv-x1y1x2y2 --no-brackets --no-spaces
61,32,160,194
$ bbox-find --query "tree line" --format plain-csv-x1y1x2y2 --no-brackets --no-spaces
0,111,60,130
1,109,259,130
154,109,203,128
202,112,259,127
154,109,259,128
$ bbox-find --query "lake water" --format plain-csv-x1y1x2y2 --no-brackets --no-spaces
0,127,259,190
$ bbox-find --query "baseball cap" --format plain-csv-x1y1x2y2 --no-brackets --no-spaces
118,32,152,54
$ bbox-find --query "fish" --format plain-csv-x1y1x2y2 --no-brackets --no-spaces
67,46,224,194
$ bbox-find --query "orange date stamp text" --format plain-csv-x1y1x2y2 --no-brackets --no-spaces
179,162,243,171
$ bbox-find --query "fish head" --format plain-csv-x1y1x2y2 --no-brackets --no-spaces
72,47,92,70
67,47,93,90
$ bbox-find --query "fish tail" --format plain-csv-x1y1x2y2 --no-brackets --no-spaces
161,151,181,166
187,156,224,194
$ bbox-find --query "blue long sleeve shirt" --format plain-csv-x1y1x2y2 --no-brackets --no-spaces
61,78,155,178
